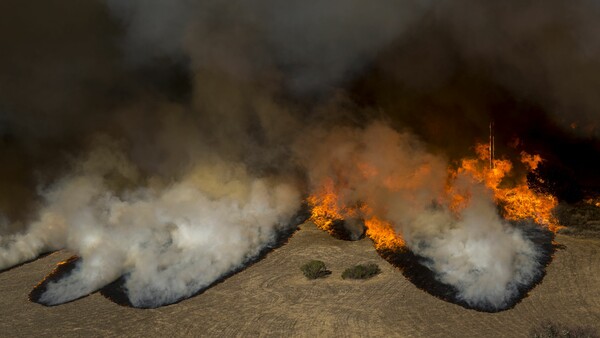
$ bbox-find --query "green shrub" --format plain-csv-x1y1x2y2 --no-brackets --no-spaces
342,263,381,280
300,260,330,279
530,321,599,338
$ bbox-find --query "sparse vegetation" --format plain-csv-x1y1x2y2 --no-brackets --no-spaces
530,320,599,338
342,263,381,280
300,260,330,279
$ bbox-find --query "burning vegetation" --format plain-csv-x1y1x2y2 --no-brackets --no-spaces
308,140,562,238
449,144,561,233
305,131,560,311
308,179,405,251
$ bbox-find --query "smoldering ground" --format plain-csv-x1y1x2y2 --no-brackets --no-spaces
0,0,599,309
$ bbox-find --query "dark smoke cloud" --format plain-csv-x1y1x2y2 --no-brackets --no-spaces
355,0,600,140
349,0,600,194
105,0,431,93
0,0,129,231
105,0,193,65
438,0,600,136
1,0,598,309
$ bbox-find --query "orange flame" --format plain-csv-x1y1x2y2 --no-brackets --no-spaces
307,177,405,251
451,144,562,232
307,142,561,253
306,178,347,235
363,216,405,250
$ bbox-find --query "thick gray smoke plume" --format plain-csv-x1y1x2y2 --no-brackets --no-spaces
105,0,430,92
1,0,598,309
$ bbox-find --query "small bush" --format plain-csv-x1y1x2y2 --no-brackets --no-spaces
530,321,599,338
342,263,381,280
300,260,330,279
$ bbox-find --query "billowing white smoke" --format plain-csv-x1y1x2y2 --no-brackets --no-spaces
0,141,300,307
296,122,541,309
407,182,541,308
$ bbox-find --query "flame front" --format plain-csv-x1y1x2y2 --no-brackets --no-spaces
363,216,405,250
306,178,346,235
307,178,405,251
308,142,562,251
451,144,561,232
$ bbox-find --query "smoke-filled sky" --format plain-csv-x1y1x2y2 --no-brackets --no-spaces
1,0,599,309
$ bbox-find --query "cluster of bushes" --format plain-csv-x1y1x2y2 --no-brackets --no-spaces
530,321,599,338
300,260,380,280
300,260,331,279
341,263,381,280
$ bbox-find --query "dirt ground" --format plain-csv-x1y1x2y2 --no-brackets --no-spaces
1,222,599,337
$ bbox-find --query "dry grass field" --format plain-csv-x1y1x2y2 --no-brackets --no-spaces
1,221,599,337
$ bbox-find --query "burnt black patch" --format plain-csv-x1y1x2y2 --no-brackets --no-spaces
377,222,555,312
29,255,85,305
325,218,366,241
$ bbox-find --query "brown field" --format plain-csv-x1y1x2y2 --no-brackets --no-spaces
1,222,599,337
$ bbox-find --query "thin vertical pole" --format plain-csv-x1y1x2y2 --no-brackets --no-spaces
489,120,495,169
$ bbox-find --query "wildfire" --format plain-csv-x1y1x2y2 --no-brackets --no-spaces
450,144,562,232
307,142,562,252
306,178,348,235
307,178,405,251
363,216,405,250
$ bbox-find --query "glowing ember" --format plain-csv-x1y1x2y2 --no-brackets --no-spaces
585,198,600,208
